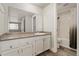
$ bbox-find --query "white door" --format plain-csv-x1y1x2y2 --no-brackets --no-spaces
35,39,43,55
1,48,19,56
43,38,50,51
20,45,33,56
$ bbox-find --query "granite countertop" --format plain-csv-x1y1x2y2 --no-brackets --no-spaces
0,32,51,41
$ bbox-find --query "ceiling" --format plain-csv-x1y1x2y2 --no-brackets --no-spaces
57,3,77,10
32,3,49,8
57,3,77,14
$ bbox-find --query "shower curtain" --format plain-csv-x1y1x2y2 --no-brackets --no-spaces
69,26,77,49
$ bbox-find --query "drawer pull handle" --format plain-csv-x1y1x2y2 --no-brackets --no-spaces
10,46,13,48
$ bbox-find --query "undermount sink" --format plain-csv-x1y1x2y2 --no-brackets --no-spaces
34,33,46,35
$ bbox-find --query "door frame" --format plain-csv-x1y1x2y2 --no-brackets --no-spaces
32,15,37,32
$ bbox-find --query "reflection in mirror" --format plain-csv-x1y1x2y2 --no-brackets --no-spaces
8,7,34,32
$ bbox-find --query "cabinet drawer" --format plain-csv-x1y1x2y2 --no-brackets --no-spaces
18,39,33,47
0,42,13,51
0,38,34,51
0,40,19,51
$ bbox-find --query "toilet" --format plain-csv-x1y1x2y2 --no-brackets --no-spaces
57,38,62,48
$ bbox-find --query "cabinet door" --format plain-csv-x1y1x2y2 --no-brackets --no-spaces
20,45,33,56
1,48,19,56
35,39,43,55
43,38,50,51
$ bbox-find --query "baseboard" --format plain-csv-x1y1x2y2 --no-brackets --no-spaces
60,45,77,52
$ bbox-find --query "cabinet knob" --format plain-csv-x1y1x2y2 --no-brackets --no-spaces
10,46,13,48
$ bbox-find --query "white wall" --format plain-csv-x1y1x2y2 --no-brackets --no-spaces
77,4,79,56
31,14,43,32
36,14,43,31
21,17,25,32
25,16,32,32
43,4,57,53
0,4,8,33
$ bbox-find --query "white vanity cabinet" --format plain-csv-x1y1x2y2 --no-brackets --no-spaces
0,39,34,56
0,35,51,56
35,38,43,55
18,38,35,56
35,35,50,55
1,45,33,56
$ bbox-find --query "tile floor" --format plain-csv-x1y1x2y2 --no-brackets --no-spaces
38,47,77,56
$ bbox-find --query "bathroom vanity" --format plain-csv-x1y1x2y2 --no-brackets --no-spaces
0,32,51,56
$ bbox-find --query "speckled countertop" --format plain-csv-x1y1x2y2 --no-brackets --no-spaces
0,32,51,41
